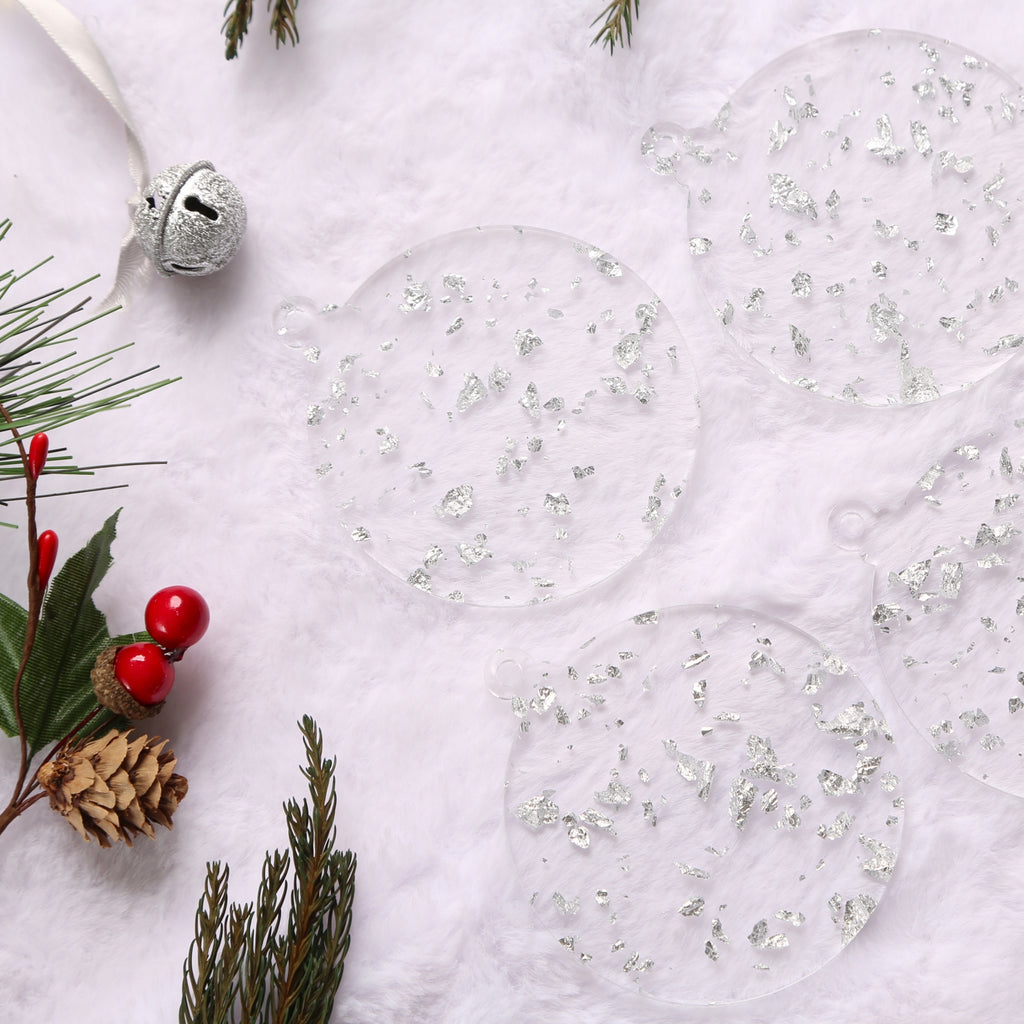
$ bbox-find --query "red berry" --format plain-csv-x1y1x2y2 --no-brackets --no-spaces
36,530,58,590
114,642,175,705
145,585,210,652
28,433,49,480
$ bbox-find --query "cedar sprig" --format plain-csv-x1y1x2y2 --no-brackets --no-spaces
179,717,357,1024
590,0,640,54
222,0,299,60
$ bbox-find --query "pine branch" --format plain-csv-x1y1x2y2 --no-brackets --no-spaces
222,0,254,60
268,0,299,50
590,0,640,54
179,718,356,1024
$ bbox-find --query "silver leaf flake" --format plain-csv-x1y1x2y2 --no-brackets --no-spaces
613,334,643,369
406,568,431,592
456,373,487,412
747,919,789,949
910,120,932,155
712,918,729,942
543,492,572,516
818,811,855,840
594,780,632,807
689,237,713,255
779,805,801,830
676,754,716,801
762,789,779,813
745,735,782,781
859,834,897,881
868,293,905,342
704,941,719,961
446,316,465,336
566,818,590,849
515,792,559,829
581,809,617,834
791,324,811,357
684,650,711,669
840,894,877,945
792,271,812,297
866,115,905,164
519,382,540,418
350,526,370,542
776,910,806,927
768,173,818,218
692,678,707,708
816,702,878,740
514,328,543,357
589,248,622,277
678,898,705,917
437,484,473,518
634,610,659,625
488,364,511,391
602,376,628,394
677,863,710,879
729,777,758,829
458,534,492,565
399,280,431,313
934,212,959,235
633,384,655,404
553,892,580,916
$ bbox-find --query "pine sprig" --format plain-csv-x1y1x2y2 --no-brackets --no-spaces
222,0,299,60
590,0,640,54
179,717,356,1024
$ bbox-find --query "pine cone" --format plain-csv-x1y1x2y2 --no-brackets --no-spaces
36,729,188,847
91,645,164,719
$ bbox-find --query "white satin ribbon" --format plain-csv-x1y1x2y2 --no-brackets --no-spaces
16,0,152,310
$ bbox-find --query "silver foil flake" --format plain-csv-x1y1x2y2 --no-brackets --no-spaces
711,918,729,943
959,708,990,730
747,919,789,949
676,754,716,801
565,816,591,849
455,373,487,412
779,805,801,830
635,301,659,332
399,280,431,313
602,375,628,395
514,328,543,357
678,898,706,917
980,733,1004,750
519,382,540,418
859,834,897,881
543,492,572,516
445,316,465,336
866,115,905,164
633,610,658,625
692,678,707,708
1009,697,1024,714
729,777,758,829
594,780,632,808
762,789,779,813
633,384,655,405
488,364,511,392
684,651,711,670
543,396,564,412
704,941,719,961
406,568,431,592
868,293,905,342
553,892,580,915
613,334,643,369
792,271,812,297
458,535,492,565
515,792,560,829
818,768,857,797
677,863,710,879
745,735,782,781
1000,446,1014,478
768,173,818,218
588,249,622,277
350,526,370,543
595,889,610,906
825,189,840,217
818,811,855,840
776,910,806,927
874,219,899,239
749,650,786,676
689,237,713,255
840,894,877,945
895,559,931,596
934,212,959,235
437,484,474,518
791,325,811,357
572,465,595,480
442,273,466,292
910,120,932,155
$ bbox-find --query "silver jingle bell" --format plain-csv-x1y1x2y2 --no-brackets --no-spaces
133,160,246,277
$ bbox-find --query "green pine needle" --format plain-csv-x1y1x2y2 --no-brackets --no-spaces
590,0,641,54
222,0,299,60
179,717,356,1024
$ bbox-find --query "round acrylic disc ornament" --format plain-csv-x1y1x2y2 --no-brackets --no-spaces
863,405,1024,796
504,606,903,1004
298,226,700,606
643,30,1024,405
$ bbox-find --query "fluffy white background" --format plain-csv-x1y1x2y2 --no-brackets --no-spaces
1,1,1024,1021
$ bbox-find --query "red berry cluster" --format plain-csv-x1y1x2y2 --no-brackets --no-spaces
113,587,210,706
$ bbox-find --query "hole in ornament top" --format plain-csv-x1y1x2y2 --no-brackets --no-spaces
183,195,220,220
293,225,701,606
645,29,1024,406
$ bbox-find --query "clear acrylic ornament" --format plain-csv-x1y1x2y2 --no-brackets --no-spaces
502,604,903,1005
854,374,1024,797
290,226,700,607
643,29,1024,406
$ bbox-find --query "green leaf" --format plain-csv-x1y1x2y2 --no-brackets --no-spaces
17,509,121,755
0,593,29,737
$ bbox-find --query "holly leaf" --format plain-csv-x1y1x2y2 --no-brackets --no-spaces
15,510,122,756
0,593,29,737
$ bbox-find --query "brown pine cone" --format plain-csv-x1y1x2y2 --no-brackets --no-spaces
36,729,187,847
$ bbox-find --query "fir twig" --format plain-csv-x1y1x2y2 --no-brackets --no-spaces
179,717,356,1024
222,0,254,60
268,0,300,50
590,0,640,54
